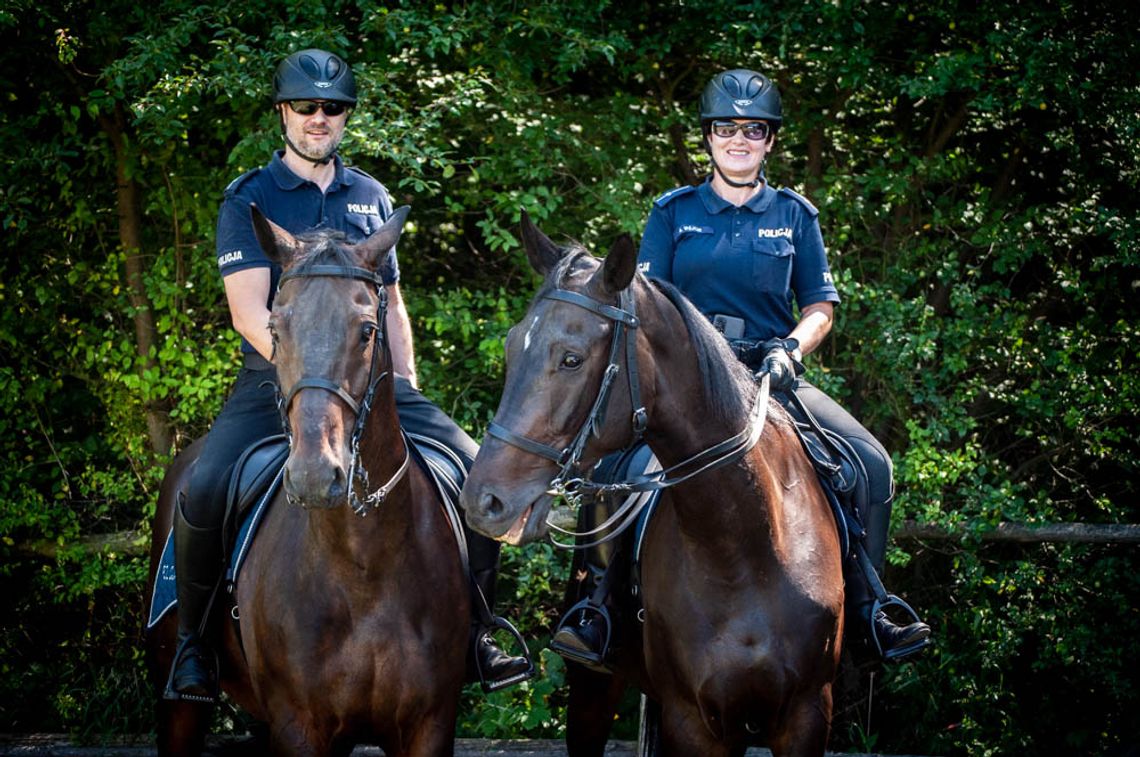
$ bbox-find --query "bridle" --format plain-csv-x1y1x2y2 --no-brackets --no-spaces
274,264,410,516
488,285,647,500
487,273,771,548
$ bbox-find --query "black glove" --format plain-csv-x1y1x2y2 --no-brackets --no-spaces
755,338,803,393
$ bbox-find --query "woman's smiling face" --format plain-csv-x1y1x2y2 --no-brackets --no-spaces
707,119,774,182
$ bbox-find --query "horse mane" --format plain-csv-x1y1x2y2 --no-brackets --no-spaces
647,277,759,427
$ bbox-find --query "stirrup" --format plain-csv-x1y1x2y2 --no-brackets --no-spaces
476,616,535,693
162,635,220,703
549,598,613,671
871,594,931,662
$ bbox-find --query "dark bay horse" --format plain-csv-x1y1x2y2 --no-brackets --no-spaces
460,215,844,756
145,206,470,756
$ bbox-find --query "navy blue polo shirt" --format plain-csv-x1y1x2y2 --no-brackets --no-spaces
638,179,839,342
215,151,398,353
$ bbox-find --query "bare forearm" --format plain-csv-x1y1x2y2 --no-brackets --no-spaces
386,285,418,388
788,302,834,356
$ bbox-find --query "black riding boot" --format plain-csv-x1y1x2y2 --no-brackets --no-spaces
468,530,533,691
844,550,931,662
164,499,223,701
549,478,625,671
549,559,612,670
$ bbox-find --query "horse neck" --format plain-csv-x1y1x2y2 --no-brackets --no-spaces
638,296,779,551
639,293,749,465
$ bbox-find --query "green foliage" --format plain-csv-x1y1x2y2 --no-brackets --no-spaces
1,0,1138,753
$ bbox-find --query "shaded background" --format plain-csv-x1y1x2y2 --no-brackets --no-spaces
1,1,1138,754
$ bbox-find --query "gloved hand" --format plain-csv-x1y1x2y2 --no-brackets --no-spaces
754,338,803,393
759,346,797,392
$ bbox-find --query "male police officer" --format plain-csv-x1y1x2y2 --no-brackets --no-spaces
166,48,531,701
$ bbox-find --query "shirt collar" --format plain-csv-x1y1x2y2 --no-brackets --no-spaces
267,150,350,191
697,177,777,214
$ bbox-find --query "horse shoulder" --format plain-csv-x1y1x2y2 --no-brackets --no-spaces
754,422,844,610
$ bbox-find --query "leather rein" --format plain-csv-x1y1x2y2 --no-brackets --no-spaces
487,278,771,548
274,264,410,516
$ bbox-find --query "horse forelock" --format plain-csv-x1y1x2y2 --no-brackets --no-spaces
288,229,355,274
538,245,592,297
648,279,757,427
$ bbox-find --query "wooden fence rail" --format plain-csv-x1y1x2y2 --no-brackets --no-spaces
13,522,1140,560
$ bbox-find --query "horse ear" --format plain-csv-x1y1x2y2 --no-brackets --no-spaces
356,206,411,272
520,209,564,275
601,233,637,294
251,204,301,266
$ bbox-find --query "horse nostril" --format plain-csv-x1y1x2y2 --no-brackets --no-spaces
480,492,504,519
329,465,346,500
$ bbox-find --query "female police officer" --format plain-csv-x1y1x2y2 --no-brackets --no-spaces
553,69,930,665
166,48,530,701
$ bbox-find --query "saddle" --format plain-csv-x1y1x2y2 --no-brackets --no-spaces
147,432,471,631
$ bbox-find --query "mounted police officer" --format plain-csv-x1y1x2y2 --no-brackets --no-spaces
552,68,930,667
166,47,531,702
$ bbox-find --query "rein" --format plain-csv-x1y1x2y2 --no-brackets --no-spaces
275,264,409,516
487,276,771,548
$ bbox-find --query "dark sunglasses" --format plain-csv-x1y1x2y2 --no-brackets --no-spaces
287,100,349,117
710,120,771,141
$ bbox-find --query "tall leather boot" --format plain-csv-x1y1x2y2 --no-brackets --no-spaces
549,480,624,671
468,528,533,691
844,548,931,662
164,498,223,701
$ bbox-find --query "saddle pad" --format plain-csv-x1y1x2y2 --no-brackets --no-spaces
146,468,282,630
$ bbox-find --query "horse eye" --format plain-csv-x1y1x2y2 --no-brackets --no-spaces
560,352,583,370
361,322,377,345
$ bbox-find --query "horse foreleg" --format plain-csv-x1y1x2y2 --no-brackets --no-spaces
155,699,211,757
767,685,833,757
565,663,626,757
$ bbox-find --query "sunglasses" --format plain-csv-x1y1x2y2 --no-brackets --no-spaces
287,100,349,117
710,120,771,141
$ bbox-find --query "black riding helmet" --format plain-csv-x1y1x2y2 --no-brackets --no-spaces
273,48,357,106
699,69,782,134
699,69,782,189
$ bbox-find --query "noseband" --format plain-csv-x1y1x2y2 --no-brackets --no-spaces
275,264,410,515
488,277,771,547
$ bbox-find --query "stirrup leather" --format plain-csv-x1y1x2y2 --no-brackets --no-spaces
162,635,220,703
871,594,931,662
476,616,535,693
550,598,613,669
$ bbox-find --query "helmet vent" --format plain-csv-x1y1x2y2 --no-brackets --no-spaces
298,54,322,80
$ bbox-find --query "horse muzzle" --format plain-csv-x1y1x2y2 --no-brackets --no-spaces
283,454,349,510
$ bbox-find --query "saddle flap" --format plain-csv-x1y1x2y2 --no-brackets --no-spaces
227,434,289,521
407,432,466,505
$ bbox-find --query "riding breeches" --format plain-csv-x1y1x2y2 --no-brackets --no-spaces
183,365,282,528
782,379,894,571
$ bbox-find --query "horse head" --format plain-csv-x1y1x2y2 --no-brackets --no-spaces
252,203,410,510
461,212,649,545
